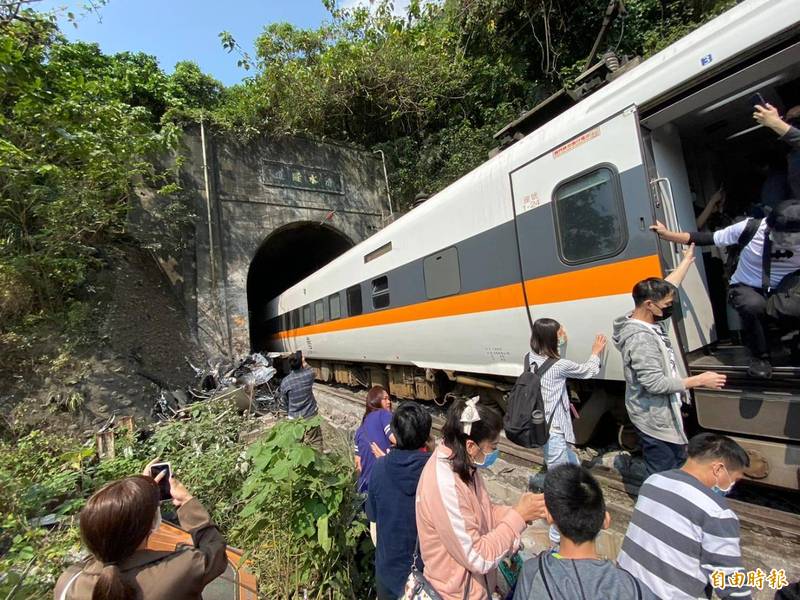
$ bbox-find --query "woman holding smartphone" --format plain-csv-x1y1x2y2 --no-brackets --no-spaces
53,460,228,600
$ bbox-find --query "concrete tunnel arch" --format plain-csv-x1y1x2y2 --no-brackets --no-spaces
247,221,354,351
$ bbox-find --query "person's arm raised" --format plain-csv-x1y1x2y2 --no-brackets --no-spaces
664,244,696,287
650,220,691,244
753,103,792,137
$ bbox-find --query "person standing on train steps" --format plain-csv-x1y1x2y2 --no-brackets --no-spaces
618,433,752,600
652,199,800,379
278,350,323,449
526,318,607,547
612,245,726,476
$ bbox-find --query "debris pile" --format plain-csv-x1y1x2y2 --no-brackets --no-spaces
151,352,287,421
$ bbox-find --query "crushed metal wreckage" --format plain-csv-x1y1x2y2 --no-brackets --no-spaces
151,353,290,421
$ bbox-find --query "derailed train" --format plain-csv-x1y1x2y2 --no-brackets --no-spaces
264,0,800,490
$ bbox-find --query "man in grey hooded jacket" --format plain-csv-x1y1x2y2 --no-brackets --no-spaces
613,245,726,475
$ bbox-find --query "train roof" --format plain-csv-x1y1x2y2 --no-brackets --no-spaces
269,0,800,311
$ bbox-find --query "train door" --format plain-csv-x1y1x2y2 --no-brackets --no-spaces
509,105,663,384
642,125,717,351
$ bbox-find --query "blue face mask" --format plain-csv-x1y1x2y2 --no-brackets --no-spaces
711,466,735,496
475,448,500,469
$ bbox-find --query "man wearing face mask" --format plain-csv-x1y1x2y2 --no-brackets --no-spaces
618,433,751,600
613,247,727,476
652,199,800,379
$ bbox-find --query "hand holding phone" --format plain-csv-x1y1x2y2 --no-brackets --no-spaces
148,462,172,501
750,92,767,108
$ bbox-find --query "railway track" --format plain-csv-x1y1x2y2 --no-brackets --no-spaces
318,384,800,541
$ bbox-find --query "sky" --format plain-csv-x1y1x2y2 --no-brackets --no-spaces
35,0,411,86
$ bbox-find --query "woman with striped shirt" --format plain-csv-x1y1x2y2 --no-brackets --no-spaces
528,318,606,545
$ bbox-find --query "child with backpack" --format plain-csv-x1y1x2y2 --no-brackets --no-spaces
513,464,652,600
526,318,606,546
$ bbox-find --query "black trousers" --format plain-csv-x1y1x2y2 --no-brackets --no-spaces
728,284,769,359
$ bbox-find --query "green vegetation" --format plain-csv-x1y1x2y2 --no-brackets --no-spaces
0,402,368,599
0,0,736,327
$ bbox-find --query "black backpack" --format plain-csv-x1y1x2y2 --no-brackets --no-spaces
503,354,557,448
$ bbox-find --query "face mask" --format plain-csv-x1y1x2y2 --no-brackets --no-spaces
652,304,674,322
474,447,499,469
770,231,800,249
711,466,735,496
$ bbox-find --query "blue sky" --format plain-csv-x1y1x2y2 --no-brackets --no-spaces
35,0,410,86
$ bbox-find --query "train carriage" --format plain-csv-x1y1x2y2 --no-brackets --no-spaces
263,0,800,491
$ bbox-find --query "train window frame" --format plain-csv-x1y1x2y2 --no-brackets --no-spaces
302,304,312,326
291,309,300,330
551,163,628,265
423,246,461,299
371,275,390,310
314,299,325,324
346,285,363,317
329,293,341,320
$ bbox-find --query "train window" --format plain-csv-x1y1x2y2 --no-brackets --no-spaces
372,275,390,309
424,246,461,299
329,293,341,320
302,304,311,326
314,299,325,324
291,309,300,330
553,166,626,264
346,285,363,316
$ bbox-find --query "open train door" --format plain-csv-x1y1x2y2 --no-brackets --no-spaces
509,105,666,402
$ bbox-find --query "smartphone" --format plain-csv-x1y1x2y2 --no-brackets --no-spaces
149,462,172,501
750,92,767,108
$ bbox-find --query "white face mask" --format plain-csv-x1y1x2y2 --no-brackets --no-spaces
769,231,800,249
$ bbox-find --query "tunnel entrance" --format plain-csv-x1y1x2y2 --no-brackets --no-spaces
247,222,354,351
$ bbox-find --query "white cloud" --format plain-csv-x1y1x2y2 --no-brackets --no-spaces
338,0,413,17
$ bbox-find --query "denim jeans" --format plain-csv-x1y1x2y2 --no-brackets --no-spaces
636,428,687,477
542,432,579,546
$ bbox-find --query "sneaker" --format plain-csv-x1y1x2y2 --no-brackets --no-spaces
747,358,773,379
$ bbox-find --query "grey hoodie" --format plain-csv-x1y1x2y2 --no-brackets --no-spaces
612,314,688,445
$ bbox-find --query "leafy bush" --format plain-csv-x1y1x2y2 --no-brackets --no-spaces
0,404,368,599
234,417,371,600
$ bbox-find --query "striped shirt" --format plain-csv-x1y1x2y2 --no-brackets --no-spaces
618,470,751,599
527,352,601,445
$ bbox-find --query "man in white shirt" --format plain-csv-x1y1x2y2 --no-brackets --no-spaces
652,199,800,378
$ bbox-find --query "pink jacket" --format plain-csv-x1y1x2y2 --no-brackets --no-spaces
415,444,526,600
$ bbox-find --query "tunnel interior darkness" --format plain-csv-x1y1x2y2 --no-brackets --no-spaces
247,222,353,351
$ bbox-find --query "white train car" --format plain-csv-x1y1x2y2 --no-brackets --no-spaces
264,0,800,489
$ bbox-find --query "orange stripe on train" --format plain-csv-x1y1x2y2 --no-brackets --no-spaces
275,254,661,339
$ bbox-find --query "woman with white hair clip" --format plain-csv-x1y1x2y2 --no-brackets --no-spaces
415,398,547,600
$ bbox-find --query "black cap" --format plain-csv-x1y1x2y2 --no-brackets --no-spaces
767,200,800,232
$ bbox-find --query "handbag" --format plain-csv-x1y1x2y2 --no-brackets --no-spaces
401,539,476,600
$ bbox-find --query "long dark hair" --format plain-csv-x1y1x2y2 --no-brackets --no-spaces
530,318,560,359
362,385,388,423
80,476,160,600
442,398,503,484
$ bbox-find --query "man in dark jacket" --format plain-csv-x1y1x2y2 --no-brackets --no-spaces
366,402,432,600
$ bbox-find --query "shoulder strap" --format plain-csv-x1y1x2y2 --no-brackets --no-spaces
737,218,760,249
633,575,643,600
533,357,558,378
59,570,82,600
538,552,553,599
762,225,772,293
462,572,472,600
525,352,531,371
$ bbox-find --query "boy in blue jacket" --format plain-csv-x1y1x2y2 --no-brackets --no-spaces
366,402,432,600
